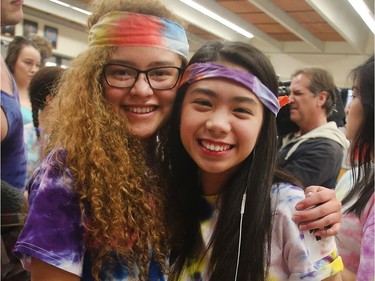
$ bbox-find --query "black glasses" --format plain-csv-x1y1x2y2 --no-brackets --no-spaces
103,63,183,90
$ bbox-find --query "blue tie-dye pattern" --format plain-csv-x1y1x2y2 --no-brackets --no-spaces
161,18,189,59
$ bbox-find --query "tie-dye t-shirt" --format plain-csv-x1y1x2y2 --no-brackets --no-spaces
335,168,375,280
179,182,343,280
13,150,166,280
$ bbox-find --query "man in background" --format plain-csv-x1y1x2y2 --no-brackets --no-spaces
277,67,349,189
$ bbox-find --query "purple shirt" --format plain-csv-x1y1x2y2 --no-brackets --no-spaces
13,150,166,280
1,75,27,190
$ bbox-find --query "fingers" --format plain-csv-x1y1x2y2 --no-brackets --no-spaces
296,186,336,211
295,209,341,229
294,185,342,237
313,223,340,237
293,199,342,223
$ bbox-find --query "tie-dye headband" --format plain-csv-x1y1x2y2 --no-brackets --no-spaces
88,11,189,59
179,62,280,115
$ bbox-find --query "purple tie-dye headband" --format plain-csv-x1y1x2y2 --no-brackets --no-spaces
88,11,189,59
179,62,280,115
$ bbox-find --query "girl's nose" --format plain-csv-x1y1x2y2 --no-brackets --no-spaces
30,64,40,73
205,111,231,136
344,103,350,115
129,73,153,97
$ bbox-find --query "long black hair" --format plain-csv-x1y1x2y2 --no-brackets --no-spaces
342,55,374,216
166,41,300,281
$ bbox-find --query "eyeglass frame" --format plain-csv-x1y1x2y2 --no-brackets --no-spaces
102,63,184,90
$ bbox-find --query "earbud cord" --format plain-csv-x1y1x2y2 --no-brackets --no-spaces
234,190,247,281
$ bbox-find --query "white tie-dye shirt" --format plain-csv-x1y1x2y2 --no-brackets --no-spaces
180,182,343,280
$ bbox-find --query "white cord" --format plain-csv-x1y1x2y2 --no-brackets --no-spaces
234,193,246,281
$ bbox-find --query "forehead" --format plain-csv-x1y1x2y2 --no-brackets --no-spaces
290,73,311,88
187,78,262,104
109,46,182,68
18,46,41,59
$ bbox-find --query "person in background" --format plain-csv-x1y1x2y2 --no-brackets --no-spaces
13,0,343,279
29,34,53,67
1,1,30,279
5,36,42,178
25,66,65,175
166,40,343,281
5,36,41,125
335,55,374,281
277,67,349,189
1,0,28,191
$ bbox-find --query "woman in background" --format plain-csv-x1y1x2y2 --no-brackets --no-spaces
5,36,41,125
5,36,41,178
335,55,374,281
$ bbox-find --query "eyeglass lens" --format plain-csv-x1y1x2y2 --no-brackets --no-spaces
104,64,180,90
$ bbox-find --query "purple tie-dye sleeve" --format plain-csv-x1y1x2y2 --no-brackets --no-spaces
13,153,85,276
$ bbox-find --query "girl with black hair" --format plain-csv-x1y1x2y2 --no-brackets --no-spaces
167,41,343,281
335,55,374,280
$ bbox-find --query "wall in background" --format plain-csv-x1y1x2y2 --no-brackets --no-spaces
1,5,371,87
271,53,369,87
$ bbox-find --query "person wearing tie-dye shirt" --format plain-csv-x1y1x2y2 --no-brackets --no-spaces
13,0,190,280
165,41,343,281
13,0,344,280
335,56,374,281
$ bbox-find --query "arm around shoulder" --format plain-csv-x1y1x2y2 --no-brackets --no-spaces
1,108,8,141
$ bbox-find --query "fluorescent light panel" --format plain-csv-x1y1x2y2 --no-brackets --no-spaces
179,0,254,39
49,0,92,15
347,0,375,33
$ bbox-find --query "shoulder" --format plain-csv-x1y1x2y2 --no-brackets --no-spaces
271,182,304,211
28,149,76,206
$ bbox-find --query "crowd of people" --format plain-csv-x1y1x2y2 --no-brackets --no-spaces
1,0,373,280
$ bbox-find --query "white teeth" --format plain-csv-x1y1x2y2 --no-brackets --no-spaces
128,107,154,113
201,141,230,152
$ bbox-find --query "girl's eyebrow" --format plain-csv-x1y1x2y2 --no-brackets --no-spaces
232,95,259,106
189,87,218,98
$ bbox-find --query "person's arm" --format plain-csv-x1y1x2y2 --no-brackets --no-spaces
1,108,8,141
323,272,343,281
340,268,356,281
31,258,79,281
293,185,342,237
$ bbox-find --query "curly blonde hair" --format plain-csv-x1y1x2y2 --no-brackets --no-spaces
42,0,187,279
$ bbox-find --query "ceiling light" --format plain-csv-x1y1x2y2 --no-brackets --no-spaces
179,0,254,39
49,0,69,7
71,6,92,16
347,0,375,33
49,0,92,16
